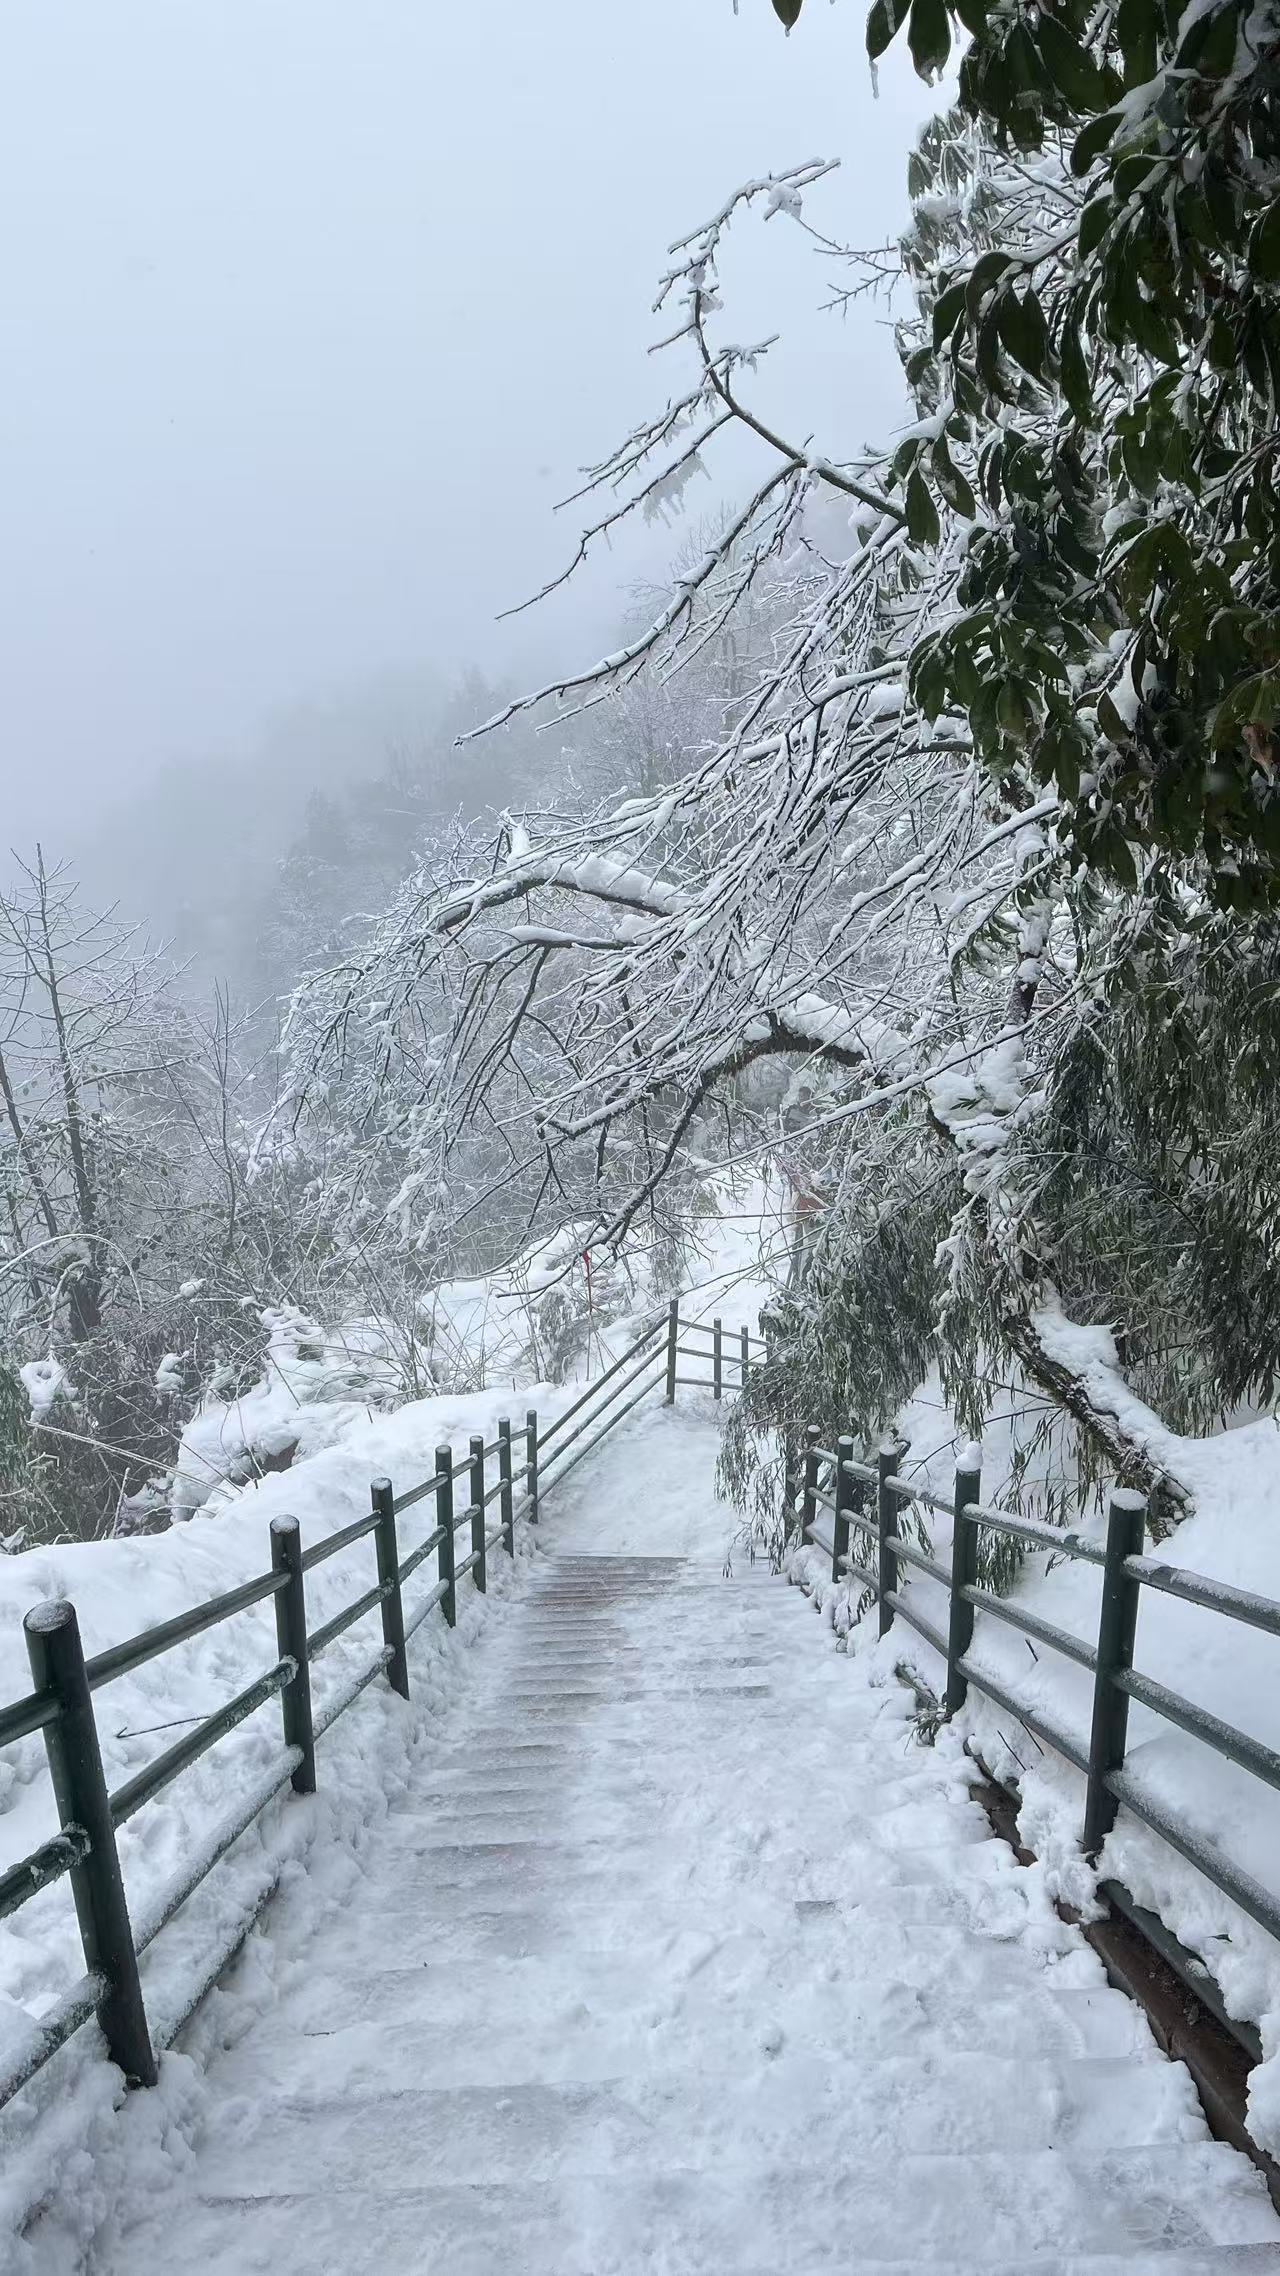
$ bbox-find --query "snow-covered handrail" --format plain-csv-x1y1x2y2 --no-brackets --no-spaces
794,1430,1280,1965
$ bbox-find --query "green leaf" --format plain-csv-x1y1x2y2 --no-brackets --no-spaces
1078,194,1113,260
996,288,1050,380
1037,14,1108,110
1248,201,1280,283
932,279,968,348
907,0,951,79
932,435,977,517
867,0,911,59
1071,108,1121,177
1177,0,1238,74
1114,0,1157,84
996,678,1030,741
965,249,1013,316
905,467,941,547
1059,318,1093,421
912,646,948,720
1096,689,1130,742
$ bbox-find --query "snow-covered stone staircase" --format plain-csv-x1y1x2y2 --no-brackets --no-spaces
101,1514,1280,2269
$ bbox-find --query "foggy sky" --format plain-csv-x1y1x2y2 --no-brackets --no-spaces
1,3,938,855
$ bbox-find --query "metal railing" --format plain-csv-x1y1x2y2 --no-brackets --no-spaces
794,1422,1280,1972
0,1298,755,2110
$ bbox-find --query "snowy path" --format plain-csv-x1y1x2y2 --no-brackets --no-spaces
94,1405,1280,2272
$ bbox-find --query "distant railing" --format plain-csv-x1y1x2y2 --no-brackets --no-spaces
794,1425,1280,1995
0,1299,755,2109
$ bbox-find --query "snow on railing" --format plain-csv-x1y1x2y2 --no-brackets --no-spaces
794,1426,1280,1980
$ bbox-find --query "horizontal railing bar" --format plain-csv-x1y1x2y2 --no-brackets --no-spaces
300,1510,379,1573
110,1659,295,1829
150,1859,282,2057
0,1823,92,1924
960,1501,1106,1566
884,1588,949,1661
484,1523,504,1552
0,1685,61,1747
84,1567,287,1691
956,1657,1091,1774
453,1502,481,1536
397,1526,447,1585
538,1373,662,1501
1117,1668,1280,1793
483,1475,508,1508
538,1317,666,1447
394,1474,442,1515
841,1554,879,1592
312,1648,394,1740
133,1748,302,1956
1107,1769,1280,1947
811,1485,838,1515
882,1474,954,1519
961,1584,1099,1674
1125,1555,1280,1639
308,1580,392,1660
888,1538,947,1593
677,1317,765,1348
0,1969,104,2111
840,1455,879,1488
403,1576,449,1640
455,1550,478,1580
1098,1874,1263,2064
805,1525,835,1559
538,1348,668,1469
884,1533,950,1589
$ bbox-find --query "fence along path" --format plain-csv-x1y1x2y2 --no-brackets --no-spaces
95,1375,1280,2269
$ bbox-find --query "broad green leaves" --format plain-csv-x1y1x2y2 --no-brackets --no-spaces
867,0,1280,901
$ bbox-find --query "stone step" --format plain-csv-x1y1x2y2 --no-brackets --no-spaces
195,2052,1212,2183
327,1877,1049,1968
259,1971,1152,2089
102,2144,1280,2274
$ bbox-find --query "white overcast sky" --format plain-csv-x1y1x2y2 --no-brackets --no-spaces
1,2,938,851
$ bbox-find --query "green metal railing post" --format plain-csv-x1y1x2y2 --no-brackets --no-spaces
800,1422,821,1543
833,1433,855,1585
498,1417,515,1555
740,1323,750,1387
665,1298,679,1404
1084,1488,1148,1857
371,1476,409,1700
270,1516,316,1793
945,1451,983,1717
876,1443,904,1639
436,1447,457,1625
713,1318,723,1402
526,1409,539,1526
470,1435,487,1595
24,1599,157,2089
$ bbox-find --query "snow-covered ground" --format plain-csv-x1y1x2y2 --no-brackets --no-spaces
793,1365,1280,2154
25,1396,1280,2271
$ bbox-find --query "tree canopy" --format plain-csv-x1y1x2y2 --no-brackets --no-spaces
774,0,1280,906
